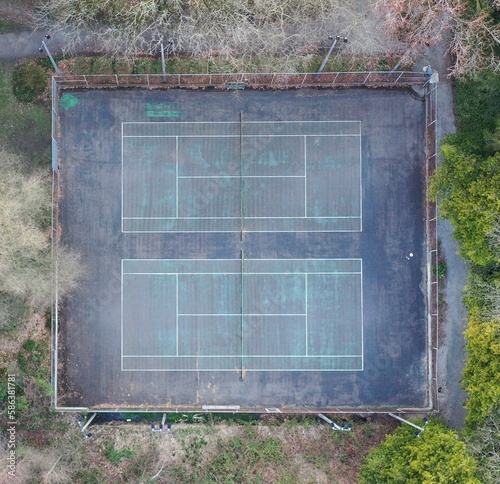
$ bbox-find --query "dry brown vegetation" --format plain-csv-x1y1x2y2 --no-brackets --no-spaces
0,150,84,333
373,0,500,77
0,414,398,483
35,0,399,72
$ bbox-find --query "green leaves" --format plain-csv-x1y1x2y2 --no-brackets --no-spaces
463,311,500,427
431,146,500,267
360,419,480,483
430,72,500,434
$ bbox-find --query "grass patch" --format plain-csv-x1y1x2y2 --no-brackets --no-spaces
111,58,133,74
104,441,134,464
61,54,400,77
0,292,30,334
90,57,114,74
0,61,51,166
73,469,103,484
0,19,23,33
207,434,286,482
72,57,94,73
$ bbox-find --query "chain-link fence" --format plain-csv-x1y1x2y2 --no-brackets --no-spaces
51,71,436,413
53,71,428,90
425,82,439,412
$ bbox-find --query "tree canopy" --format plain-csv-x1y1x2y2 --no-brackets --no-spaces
461,305,500,427
359,419,480,483
430,147,500,267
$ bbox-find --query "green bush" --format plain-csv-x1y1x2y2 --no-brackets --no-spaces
430,71,500,434
11,62,48,103
462,311,500,427
430,146,500,267
453,72,500,157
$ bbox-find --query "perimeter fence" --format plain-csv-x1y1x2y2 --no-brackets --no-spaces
53,71,427,90
51,70,438,413
425,81,439,412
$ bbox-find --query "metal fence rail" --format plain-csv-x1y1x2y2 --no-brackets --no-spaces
51,76,59,407
51,78,59,171
424,82,439,412
53,71,428,90
51,70,437,412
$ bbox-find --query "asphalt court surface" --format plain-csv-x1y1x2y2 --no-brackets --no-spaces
122,259,363,371
57,87,428,409
122,121,361,232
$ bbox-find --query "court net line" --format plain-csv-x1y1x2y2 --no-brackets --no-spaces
240,248,244,380
239,110,244,242
240,111,245,380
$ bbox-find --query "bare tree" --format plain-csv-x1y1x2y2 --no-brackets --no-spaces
372,0,500,77
451,10,500,77
0,150,84,328
35,0,398,72
466,409,500,483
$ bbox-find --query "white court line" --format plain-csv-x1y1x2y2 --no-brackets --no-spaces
123,257,362,261
124,272,362,276
123,215,361,219
122,265,363,367
305,274,308,356
122,122,363,231
121,259,123,370
178,175,305,178
178,313,307,317
122,368,363,372
123,257,363,262
304,136,307,217
123,354,363,358
123,134,361,138
245,120,361,124
359,124,363,232
176,136,179,218
123,120,362,124
176,274,179,356
121,123,124,233
123,229,362,234
360,260,364,371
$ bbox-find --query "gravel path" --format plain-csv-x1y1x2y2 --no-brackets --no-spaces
0,1,93,59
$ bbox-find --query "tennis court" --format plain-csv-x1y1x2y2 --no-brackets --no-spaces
122,120,361,232
122,258,363,372
56,87,428,410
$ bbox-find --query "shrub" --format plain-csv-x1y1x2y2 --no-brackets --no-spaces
359,419,480,483
12,62,48,103
463,311,500,427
